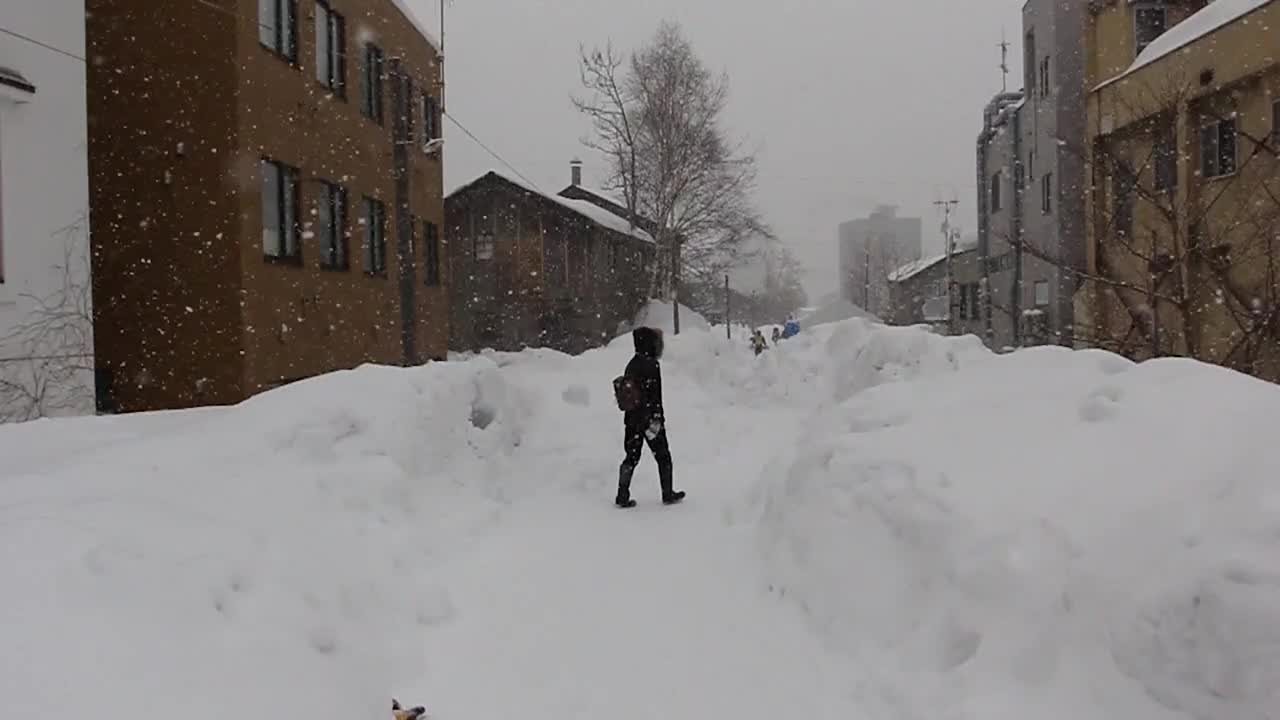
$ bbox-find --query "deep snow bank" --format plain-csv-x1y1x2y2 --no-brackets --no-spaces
754,342,1280,720
0,357,534,720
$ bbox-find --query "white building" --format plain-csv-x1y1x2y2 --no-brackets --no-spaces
0,1,93,422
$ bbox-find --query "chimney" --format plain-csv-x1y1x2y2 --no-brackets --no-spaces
570,158,583,187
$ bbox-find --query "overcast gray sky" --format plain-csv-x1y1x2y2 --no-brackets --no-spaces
407,0,1021,300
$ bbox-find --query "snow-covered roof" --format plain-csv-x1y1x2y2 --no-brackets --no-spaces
888,254,946,283
1098,0,1274,88
888,247,977,283
449,170,655,244
386,0,441,53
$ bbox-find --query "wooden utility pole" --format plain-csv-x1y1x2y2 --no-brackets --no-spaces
725,274,731,339
934,198,959,334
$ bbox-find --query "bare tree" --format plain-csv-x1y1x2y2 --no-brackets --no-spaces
996,73,1280,377
0,214,95,423
574,21,768,333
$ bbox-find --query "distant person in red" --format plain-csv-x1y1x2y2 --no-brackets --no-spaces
612,327,685,508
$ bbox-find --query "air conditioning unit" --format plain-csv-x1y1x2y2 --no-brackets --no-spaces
422,138,444,156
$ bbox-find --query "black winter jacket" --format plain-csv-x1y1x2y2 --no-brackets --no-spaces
624,326,664,425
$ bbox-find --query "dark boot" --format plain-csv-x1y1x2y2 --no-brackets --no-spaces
658,459,684,505
616,464,637,508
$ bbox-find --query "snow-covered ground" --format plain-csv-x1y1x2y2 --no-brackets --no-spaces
3,306,1280,720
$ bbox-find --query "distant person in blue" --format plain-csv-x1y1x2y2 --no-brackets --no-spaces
780,315,800,339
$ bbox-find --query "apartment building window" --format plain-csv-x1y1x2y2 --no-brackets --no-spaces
1041,172,1053,214
318,181,348,270
1154,123,1178,191
1039,57,1051,98
968,284,980,320
1034,281,1050,307
1200,118,1237,178
361,44,384,123
475,231,495,261
424,220,440,286
1272,99,1279,147
261,159,300,261
314,1,345,95
1113,160,1136,241
990,171,1002,213
258,0,297,61
422,93,440,143
363,196,387,274
401,76,415,141
1024,31,1037,97
1135,5,1167,57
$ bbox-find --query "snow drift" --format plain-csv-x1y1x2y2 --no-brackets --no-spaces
3,307,1280,720
753,345,1280,720
0,357,534,720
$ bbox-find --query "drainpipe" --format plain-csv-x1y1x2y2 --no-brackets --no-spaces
391,59,416,365
1010,103,1024,347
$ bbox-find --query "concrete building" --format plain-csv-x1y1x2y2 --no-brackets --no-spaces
1079,0,1280,379
86,0,448,413
1018,0,1089,345
977,91,1062,349
838,205,922,318
975,0,1091,351
446,170,654,354
0,0,94,422
887,246,983,337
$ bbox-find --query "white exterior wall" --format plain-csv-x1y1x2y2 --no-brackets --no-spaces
0,0,93,422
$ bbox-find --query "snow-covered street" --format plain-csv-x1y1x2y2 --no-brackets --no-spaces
4,308,1280,720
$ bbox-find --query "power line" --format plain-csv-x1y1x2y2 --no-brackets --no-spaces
443,109,544,192
0,26,85,62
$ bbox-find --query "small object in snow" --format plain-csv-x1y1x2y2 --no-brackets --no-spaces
392,699,427,720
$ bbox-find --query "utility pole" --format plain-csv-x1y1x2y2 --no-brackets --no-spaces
998,29,1010,92
725,274,731,340
934,199,959,334
437,0,447,107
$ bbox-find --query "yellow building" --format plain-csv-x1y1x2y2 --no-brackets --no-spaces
1079,0,1280,379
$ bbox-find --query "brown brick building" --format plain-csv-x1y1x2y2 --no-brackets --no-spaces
446,170,655,354
86,0,447,413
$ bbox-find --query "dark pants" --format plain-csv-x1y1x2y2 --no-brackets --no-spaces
619,417,673,497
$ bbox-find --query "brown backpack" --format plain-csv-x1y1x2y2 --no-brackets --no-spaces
613,375,642,412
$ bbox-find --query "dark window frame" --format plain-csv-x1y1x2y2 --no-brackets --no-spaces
424,220,441,286
261,157,302,264
361,43,385,124
1200,117,1238,179
1041,172,1053,214
1271,99,1279,149
422,92,440,144
314,0,346,97
990,171,1002,213
258,0,298,63
1134,4,1167,57
363,196,388,275
318,180,349,271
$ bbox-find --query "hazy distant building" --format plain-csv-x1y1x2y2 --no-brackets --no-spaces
838,205,922,318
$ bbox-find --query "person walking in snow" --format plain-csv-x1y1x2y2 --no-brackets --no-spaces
750,328,768,356
771,326,781,345
780,315,800,340
613,326,685,508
